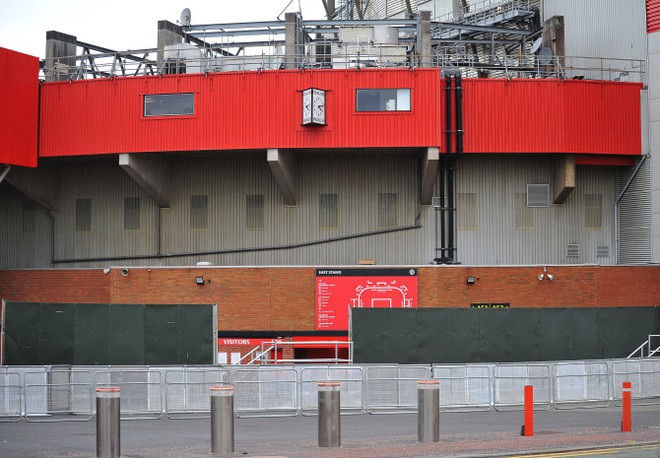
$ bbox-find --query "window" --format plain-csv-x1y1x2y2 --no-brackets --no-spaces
190,195,208,229
585,194,602,229
319,193,338,228
246,194,264,229
124,197,140,230
76,198,92,232
144,93,194,117
356,89,410,112
22,200,36,233
515,193,535,230
378,193,398,228
458,193,478,230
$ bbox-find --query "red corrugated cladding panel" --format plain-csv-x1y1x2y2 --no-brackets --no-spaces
0,48,39,167
39,68,442,157
462,79,641,155
648,0,660,33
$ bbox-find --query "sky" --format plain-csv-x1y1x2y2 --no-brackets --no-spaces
0,0,327,59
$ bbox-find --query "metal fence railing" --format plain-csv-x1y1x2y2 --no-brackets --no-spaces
1,359,659,421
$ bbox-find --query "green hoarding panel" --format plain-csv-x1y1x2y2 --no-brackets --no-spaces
509,309,541,362
539,308,571,361
478,309,512,362
352,309,417,363
109,304,144,365
599,307,658,358
144,304,180,365
4,302,41,365
569,308,601,360
74,304,110,365
447,309,480,363
40,303,75,364
416,308,450,363
176,304,214,364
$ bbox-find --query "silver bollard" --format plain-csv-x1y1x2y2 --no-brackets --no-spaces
417,380,440,443
318,381,341,447
210,385,234,455
96,387,120,458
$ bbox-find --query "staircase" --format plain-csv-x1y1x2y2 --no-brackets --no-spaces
627,335,660,358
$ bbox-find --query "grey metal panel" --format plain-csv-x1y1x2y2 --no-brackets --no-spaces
541,0,646,82
618,159,652,264
454,155,617,265
0,184,52,268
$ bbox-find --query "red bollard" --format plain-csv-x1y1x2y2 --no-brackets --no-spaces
521,385,534,437
621,381,632,432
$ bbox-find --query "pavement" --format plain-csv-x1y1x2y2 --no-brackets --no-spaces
0,405,659,457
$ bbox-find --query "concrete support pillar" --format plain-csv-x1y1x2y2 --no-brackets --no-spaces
267,149,297,206
119,154,171,208
157,20,184,71
284,13,303,69
417,11,432,68
45,31,77,82
542,16,565,70
553,154,575,204
421,147,440,205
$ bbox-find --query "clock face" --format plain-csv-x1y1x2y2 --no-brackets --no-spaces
312,90,326,125
302,89,312,125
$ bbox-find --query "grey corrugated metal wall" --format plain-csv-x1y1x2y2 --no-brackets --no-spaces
0,153,624,268
454,155,617,265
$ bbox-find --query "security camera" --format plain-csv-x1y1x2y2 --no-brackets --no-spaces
102,268,111,275
121,268,129,276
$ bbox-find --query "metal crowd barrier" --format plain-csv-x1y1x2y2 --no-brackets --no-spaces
365,365,430,414
432,365,491,411
1,359,660,421
233,366,298,417
300,365,364,415
493,363,552,411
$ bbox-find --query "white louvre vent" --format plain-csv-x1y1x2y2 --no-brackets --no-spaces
526,184,550,207
566,243,580,257
431,197,443,209
596,244,610,258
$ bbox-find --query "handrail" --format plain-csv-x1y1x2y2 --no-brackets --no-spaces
627,340,648,358
627,335,660,359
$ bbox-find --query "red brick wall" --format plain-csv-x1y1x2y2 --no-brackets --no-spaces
1,266,659,333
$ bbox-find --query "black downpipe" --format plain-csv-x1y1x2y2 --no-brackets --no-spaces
447,157,455,263
455,75,463,154
440,76,453,262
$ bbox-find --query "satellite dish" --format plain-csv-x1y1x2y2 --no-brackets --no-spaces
538,47,553,66
531,37,542,54
180,8,191,27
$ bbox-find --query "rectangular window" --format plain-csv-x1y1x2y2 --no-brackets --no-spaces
585,194,603,229
356,89,411,112
458,192,478,230
319,193,338,228
123,197,140,230
144,93,194,117
190,195,208,229
378,192,398,228
515,193,535,230
22,200,36,233
246,194,265,229
76,198,91,232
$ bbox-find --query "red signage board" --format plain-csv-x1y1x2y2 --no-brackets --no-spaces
315,268,418,330
218,338,285,347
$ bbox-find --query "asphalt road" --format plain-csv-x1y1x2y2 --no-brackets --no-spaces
0,405,659,457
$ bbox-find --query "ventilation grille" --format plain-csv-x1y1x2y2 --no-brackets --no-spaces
596,244,610,258
431,197,443,209
566,243,580,257
527,184,550,207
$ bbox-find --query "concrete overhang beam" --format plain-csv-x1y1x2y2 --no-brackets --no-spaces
4,165,59,211
119,153,171,208
553,154,575,204
267,148,297,206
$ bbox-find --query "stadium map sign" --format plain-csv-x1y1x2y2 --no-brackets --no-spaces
315,268,418,330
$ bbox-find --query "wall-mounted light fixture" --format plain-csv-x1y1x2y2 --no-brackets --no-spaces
466,276,476,285
538,266,555,281
103,268,111,275
195,276,205,285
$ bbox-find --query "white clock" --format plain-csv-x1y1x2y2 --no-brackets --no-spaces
302,88,326,126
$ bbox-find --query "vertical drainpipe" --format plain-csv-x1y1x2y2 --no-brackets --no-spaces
441,76,453,262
